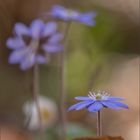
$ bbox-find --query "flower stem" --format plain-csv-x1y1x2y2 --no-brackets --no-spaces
59,22,71,140
97,110,102,136
33,63,45,140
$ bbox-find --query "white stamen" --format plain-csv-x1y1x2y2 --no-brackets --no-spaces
91,93,95,98
88,91,110,100
88,92,95,100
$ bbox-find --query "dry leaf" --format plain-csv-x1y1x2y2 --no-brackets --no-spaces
0,124,32,140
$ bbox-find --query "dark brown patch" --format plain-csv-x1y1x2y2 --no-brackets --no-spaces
73,136,124,140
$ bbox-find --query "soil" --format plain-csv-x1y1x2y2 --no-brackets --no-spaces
73,136,124,140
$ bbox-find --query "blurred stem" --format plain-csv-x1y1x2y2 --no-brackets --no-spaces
60,22,71,140
33,63,45,140
97,110,102,136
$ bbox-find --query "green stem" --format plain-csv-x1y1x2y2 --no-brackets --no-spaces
33,63,45,140
59,22,71,140
97,110,102,136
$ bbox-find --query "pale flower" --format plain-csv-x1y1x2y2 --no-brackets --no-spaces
23,95,57,130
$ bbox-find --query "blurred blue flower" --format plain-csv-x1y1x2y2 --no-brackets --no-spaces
48,5,96,26
68,91,129,112
7,19,63,70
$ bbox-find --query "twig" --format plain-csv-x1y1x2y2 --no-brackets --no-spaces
33,63,45,140
59,22,71,140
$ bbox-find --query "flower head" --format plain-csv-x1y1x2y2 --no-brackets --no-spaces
23,95,57,130
7,19,63,70
68,91,129,112
48,5,96,26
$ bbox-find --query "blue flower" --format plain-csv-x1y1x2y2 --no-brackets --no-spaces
48,5,96,26
68,91,129,112
7,19,63,70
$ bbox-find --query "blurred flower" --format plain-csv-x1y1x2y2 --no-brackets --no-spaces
68,91,129,112
23,95,57,130
7,19,63,70
48,5,96,26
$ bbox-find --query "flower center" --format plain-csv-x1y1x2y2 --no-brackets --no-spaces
30,39,39,49
95,94,102,100
88,91,110,101
67,10,74,16
27,39,40,55
40,108,50,120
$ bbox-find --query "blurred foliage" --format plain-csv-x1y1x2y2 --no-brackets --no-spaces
40,65,61,101
34,126,58,140
65,14,115,99
66,123,95,140
63,6,139,100
34,123,94,140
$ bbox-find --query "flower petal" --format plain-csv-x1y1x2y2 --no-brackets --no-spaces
30,19,44,39
14,23,29,36
48,33,63,44
68,100,93,111
36,55,47,64
52,5,65,12
78,12,96,26
108,97,125,101
51,5,67,18
42,22,57,37
51,5,79,21
7,37,25,49
76,101,94,110
75,96,91,100
20,53,36,70
111,101,129,109
43,44,63,53
8,48,26,64
88,102,103,112
101,101,122,110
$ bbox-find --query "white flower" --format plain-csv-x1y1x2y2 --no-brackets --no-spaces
23,95,57,130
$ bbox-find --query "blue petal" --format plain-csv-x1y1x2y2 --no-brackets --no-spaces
51,5,78,21
101,101,122,110
52,5,65,13
68,100,93,111
43,44,63,53
88,102,103,112
14,23,29,36
64,10,80,21
108,97,125,101
42,22,57,37
36,55,47,64
51,5,67,18
78,12,96,26
8,48,27,64
48,33,63,44
76,101,94,110
30,19,44,39
75,96,90,100
7,37,25,49
20,53,36,70
111,101,129,109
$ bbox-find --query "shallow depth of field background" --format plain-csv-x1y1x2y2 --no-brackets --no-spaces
0,0,139,140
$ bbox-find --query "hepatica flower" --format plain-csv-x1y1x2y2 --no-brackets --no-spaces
23,95,57,130
48,5,96,26
7,19,63,70
68,91,129,112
